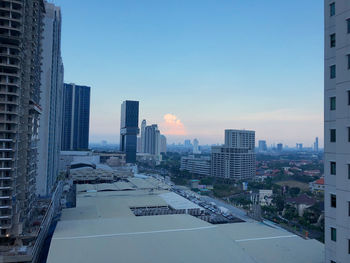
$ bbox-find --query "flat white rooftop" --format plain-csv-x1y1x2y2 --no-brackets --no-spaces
47,182,324,263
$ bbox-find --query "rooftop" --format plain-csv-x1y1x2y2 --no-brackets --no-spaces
47,177,324,263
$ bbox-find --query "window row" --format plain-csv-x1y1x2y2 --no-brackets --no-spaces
329,92,350,111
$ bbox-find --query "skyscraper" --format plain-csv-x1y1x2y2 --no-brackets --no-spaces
211,130,256,181
0,0,45,239
144,124,160,156
193,138,201,154
61,83,91,151
160,135,167,154
37,2,63,197
324,2,350,262
258,140,267,152
140,119,146,152
314,137,319,152
120,100,139,163
277,143,283,152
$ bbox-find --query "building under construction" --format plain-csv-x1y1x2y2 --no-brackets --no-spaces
0,0,45,241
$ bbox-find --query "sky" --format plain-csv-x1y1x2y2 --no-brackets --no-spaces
53,0,324,147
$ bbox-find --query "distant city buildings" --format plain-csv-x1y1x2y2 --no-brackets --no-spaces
37,2,63,197
258,140,267,152
180,155,211,177
211,130,256,181
296,143,303,151
313,137,319,152
61,83,91,151
277,143,283,152
184,139,192,147
193,138,201,154
120,100,139,163
324,2,350,262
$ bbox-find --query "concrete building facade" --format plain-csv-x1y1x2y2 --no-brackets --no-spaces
120,100,139,163
324,1,350,262
61,83,90,151
37,2,63,197
0,0,45,238
180,155,211,177
211,130,256,181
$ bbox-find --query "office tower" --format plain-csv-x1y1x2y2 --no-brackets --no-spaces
211,130,256,180
140,119,146,152
324,2,350,262
160,135,167,153
277,143,283,152
296,143,303,151
258,140,267,152
37,2,63,197
314,137,319,152
0,0,45,238
61,83,91,151
120,100,139,163
144,124,160,156
184,139,191,147
193,138,201,154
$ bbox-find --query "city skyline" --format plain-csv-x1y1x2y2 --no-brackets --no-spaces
55,0,324,146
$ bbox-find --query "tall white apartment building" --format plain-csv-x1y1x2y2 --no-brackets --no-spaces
211,129,256,181
324,1,350,262
180,155,211,177
37,2,63,197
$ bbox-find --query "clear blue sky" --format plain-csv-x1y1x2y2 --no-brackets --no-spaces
54,0,324,147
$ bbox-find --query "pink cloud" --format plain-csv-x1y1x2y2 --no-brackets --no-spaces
160,114,186,136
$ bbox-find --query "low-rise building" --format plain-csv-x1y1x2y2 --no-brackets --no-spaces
309,177,325,193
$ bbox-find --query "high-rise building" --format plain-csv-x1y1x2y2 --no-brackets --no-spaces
37,2,63,197
258,140,267,152
61,83,91,151
144,124,160,156
140,119,146,152
160,134,167,153
184,139,191,147
137,136,142,153
296,143,303,151
211,130,256,180
314,137,319,152
324,2,350,262
120,100,139,163
193,138,201,154
277,143,283,152
180,156,211,176
0,0,45,238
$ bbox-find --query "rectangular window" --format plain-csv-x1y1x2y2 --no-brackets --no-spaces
331,261,336,263
331,227,337,241
348,128,350,142
330,129,336,142
330,34,336,47
331,162,336,175
330,65,336,79
347,18,350,33
331,194,336,208
348,201,350,216
348,55,350,69
330,3,335,16
349,239,350,254
348,91,350,105
330,97,336,110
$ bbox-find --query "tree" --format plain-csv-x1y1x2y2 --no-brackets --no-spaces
289,187,300,197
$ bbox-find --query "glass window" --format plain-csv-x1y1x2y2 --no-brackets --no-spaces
331,194,336,208
330,129,336,142
330,97,336,110
330,3,335,16
347,55,350,70
330,34,336,47
331,162,336,175
347,18,350,33
331,227,337,241
348,201,350,216
330,65,336,79
348,91,350,105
